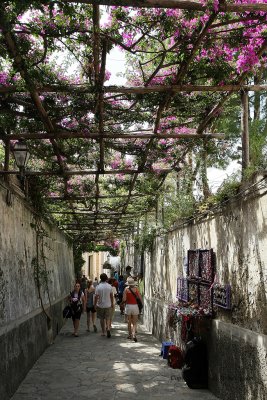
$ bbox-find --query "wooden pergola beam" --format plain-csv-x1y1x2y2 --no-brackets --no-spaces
46,194,141,200
2,84,267,95
54,211,139,215
241,90,250,176
0,168,173,176
62,224,133,228
60,0,267,12
0,132,225,140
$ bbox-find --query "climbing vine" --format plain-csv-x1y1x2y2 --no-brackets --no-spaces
31,216,52,321
1,1,267,247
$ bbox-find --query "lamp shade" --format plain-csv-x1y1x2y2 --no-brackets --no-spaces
12,140,30,169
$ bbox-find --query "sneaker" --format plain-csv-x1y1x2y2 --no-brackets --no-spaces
127,335,132,339
93,325,97,333
133,336,137,342
107,330,111,338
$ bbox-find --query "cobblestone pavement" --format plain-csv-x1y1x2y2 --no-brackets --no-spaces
11,310,219,400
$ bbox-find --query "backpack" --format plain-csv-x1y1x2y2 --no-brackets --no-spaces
167,345,184,369
182,338,208,389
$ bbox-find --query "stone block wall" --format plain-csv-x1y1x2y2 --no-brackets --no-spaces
140,174,267,400
0,181,74,399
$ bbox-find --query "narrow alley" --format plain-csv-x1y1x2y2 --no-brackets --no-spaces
11,310,218,400
2,3,267,400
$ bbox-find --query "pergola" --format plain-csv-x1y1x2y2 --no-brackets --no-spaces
0,0,266,246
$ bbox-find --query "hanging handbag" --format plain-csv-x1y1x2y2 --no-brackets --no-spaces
63,305,73,319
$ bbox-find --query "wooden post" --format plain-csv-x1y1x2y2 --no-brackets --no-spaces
241,89,250,177
4,139,10,184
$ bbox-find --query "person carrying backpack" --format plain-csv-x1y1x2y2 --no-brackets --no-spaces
69,282,86,337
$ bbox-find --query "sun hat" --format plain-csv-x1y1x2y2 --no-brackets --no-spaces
126,277,136,286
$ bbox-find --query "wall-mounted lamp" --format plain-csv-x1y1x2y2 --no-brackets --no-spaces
12,139,30,178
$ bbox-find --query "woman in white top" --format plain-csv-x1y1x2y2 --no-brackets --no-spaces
68,282,86,337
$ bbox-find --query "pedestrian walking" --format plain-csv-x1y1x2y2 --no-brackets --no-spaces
125,265,133,279
85,280,97,332
94,273,114,338
122,277,143,342
118,275,126,315
107,278,117,330
93,277,98,288
81,275,88,293
69,282,86,337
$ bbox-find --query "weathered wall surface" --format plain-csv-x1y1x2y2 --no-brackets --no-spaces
0,181,74,400
141,175,267,400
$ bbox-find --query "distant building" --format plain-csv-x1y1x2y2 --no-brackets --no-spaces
82,252,121,279
82,251,109,280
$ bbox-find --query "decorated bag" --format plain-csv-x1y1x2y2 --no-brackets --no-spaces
167,345,184,369
63,305,73,319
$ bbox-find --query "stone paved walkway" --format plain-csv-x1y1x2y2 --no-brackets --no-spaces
11,310,219,400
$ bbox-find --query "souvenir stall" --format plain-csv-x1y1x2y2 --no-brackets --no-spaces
167,249,231,345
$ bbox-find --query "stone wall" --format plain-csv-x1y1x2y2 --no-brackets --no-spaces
0,181,74,400
141,174,267,400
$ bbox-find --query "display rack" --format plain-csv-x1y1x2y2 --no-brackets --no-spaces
213,284,231,309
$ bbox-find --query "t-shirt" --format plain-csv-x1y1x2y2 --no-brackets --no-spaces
95,282,113,308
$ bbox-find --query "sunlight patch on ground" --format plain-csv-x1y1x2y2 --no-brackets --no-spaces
116,383,138,393
112,362,130,371
129,363,161,371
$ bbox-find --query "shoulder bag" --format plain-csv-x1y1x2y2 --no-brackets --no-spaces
128,287,143,313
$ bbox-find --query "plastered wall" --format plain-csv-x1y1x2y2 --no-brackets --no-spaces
0,181,75,399
141,174,267,400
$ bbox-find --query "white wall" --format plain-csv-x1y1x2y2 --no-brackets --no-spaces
0,179,75,399
137,174,267,400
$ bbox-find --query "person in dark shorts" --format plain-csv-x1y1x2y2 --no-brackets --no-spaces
85,280,97,332
69,282,86,337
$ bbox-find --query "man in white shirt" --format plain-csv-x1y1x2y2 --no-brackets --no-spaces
94,273,114,338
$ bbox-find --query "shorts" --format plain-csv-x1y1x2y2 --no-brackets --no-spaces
125,304,139,316
72,310,82,320
86,306,96,313
96,307,112,320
